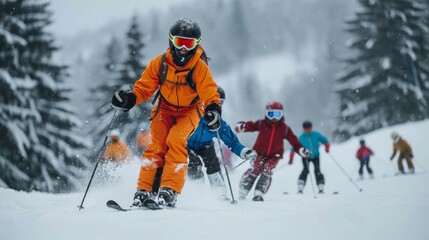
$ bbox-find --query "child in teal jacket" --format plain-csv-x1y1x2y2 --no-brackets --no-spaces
290,121,330,193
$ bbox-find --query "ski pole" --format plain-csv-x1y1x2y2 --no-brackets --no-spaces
78,109,118,210
232,159,248,170
413,158,427,173
328,153,363,192
351,161,359,178
216,130,238,204
373,155,393,168
305,158,317,199
273,162,288,173
373,155,396,175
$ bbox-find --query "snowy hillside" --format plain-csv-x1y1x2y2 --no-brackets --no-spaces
1,120,429,240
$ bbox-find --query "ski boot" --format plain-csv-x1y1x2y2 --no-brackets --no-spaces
298,179,305,194
239,188,249,200
208,172,229,200
252,190,264,201
318,184,324,194
252,196,264,202
409,168,415,174
132,189,152,207
158,187,178,207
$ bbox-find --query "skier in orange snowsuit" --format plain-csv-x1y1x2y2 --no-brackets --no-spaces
104,130,130,163
111,18,221,207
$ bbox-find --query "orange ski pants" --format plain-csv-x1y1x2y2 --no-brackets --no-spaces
137,101,201,193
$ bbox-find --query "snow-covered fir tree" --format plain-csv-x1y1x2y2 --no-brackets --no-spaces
335,0,429,141
90,15,150,155
114,15,151,150
230,0,248,57
0,0,89,192
88,36,122,153
419,0,429,103
0,0,38,189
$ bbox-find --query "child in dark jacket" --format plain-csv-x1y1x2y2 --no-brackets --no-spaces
356,139,374,179
235,101,308,201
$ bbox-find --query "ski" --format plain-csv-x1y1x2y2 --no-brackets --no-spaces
283,191,339,195
356,177,375,181
382,171,425,178
106,200,136,211
106,199,162,211
143,199,164,210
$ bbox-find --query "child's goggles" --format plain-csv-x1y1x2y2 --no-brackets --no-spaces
169,33,201,51
266,110,283,120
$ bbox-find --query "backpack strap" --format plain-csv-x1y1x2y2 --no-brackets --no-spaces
186,49,209,91
151,53,168,105
186,68,197,91
159,53,168,85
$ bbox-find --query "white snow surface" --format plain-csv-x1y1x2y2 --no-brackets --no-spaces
1,120,429,240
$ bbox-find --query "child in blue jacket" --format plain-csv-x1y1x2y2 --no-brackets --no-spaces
290,121,330,194
187,87,256,199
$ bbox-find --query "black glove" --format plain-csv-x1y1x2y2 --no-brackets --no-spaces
111,90,136,111
204,102,222,131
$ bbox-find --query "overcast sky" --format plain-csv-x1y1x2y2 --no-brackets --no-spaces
48,0,193,37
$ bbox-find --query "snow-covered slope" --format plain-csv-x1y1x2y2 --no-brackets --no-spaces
1,120,429,240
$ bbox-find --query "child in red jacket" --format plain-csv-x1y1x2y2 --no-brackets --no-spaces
235,101,309,201
356,139,374,179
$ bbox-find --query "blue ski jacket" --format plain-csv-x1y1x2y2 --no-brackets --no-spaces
292,131,329,159
187,118,245,157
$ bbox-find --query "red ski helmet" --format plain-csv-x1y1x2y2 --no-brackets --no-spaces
265,101,284,120
266,101,283,110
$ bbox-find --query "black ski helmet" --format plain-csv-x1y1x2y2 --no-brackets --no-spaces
169,18,201,39
217,86,226,101
169,18,201,66
303,121,312,129
359,139,365,146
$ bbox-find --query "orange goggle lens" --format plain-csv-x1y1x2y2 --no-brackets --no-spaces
169,34,200,50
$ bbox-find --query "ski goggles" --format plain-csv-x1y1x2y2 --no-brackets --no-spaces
169,33,201,51
266,110,283,120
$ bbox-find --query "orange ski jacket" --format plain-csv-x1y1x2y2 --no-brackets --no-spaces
132,46,220,108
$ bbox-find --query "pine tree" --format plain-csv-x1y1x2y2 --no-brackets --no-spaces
418,0,429,105
114,15,151,149
90,15,150,155
335,0,429,141
89,36,122,153
0,0,38,189
0,0,89,192
229,0,249,58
